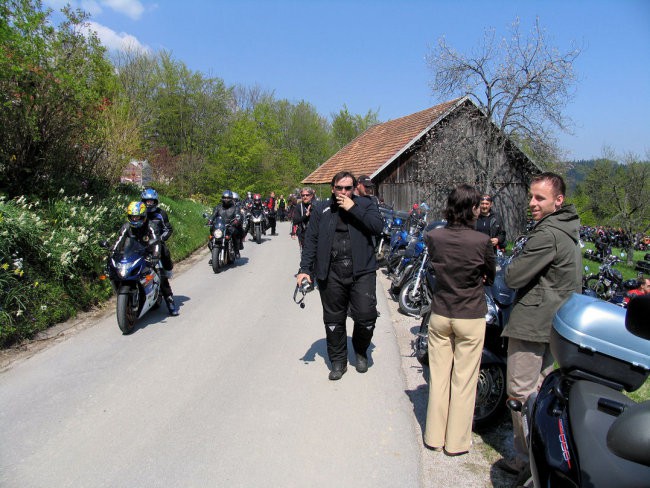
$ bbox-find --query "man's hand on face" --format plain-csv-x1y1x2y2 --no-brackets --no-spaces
333,177,356,211
336,193,355,211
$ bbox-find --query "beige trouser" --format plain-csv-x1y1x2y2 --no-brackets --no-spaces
506,338,555,467
424,313,485,453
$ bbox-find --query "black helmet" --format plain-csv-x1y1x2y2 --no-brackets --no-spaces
222,190,234,208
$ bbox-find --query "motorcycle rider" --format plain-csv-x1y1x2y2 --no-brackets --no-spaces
210,190,244,258
141,188,174,274
250,193,269,235
112,201,179,316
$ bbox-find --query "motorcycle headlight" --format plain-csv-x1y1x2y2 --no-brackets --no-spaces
116,262,131,279
253,216,262,222
213,228,223,239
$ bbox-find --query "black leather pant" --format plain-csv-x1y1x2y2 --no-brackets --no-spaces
317,263,377,365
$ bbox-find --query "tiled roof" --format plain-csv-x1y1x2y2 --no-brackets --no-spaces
303,97,467,184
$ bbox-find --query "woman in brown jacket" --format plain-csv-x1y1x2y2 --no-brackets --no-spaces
423,184,496,455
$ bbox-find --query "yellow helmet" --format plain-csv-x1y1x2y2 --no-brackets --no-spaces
126,201,147,228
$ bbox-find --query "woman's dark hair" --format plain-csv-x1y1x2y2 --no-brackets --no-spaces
330,171,357,187
444,184,482,227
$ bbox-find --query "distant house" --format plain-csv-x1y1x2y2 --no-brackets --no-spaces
120,160,153,187
302,97,540,240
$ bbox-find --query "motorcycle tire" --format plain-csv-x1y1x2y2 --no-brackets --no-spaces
473,363,507,430
414,310,431,366
212,247,221,273
376,241,389,265
255,227,261,244
584,276,606,299
398,278,431,316
116,292,137,335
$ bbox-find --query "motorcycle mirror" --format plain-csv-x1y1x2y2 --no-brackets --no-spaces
202,212,208,218
99,240,109,249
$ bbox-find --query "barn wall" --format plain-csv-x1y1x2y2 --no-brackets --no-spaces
374,112,533,243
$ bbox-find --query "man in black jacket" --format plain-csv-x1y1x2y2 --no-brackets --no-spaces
296,171,384,380
475,194,506,252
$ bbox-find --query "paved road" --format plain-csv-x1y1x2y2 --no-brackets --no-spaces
0,221,423,488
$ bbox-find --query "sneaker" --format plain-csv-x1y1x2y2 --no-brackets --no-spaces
166,297,179,316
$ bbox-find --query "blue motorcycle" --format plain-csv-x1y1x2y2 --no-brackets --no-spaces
101,238,162,334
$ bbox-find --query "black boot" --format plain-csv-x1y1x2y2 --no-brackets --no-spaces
166,296,179,316
328,362,347,381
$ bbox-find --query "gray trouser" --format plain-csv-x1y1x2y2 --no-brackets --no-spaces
506,338,554,466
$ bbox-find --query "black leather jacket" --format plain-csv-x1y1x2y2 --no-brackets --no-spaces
299,195,383,281
211,204,242,227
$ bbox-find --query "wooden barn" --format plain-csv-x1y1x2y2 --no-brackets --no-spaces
302,97,541,241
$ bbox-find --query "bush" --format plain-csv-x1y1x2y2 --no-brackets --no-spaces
0,189,207,347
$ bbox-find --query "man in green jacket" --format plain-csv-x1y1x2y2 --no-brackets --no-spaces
498,172,582,479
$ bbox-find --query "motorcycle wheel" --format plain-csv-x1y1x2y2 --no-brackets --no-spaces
399,278,431,316
473,363,507,430
255,226,261,244
212,247,221,273
414,310,431,366
116,292,137,335
376,241,389,265
584,276,606,299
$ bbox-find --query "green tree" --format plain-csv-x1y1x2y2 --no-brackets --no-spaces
581,155,650,264
331,105,380,150
0,0,118,196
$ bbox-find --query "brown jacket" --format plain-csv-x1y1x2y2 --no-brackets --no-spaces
425,226,496,319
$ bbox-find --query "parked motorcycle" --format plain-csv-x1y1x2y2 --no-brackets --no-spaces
100,239,162,334
413,252,515,428
204,214,237,273
510,293,650,487
389,234,426,294
397,221,447,315
582,254,630,306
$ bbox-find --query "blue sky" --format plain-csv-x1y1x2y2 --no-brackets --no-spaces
46,0,650,161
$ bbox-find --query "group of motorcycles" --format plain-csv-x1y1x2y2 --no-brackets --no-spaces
377,206,650,486
376,205,518,428
203,201,273,274
99,199,276,334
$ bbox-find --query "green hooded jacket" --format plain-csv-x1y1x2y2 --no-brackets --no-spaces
502,204,582,343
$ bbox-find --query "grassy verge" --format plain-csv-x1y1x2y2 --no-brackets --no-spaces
0,187,209,347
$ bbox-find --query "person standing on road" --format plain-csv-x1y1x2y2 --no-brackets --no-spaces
423,184,495,456
475,194,506,252
296,171,383,380
497,172,581,480
292,188,315,249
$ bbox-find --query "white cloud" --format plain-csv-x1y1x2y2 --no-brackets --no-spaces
102,0,145,20
44,0,145,21
85,21,150,53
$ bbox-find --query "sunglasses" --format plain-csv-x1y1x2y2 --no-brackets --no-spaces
301,193,311,197
334,185,354,191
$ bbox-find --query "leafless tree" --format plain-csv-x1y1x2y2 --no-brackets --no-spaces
425,18,581,194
